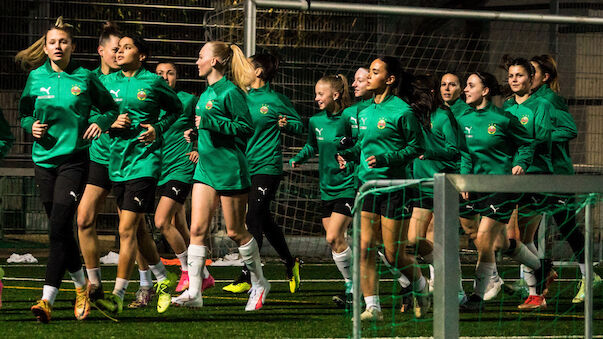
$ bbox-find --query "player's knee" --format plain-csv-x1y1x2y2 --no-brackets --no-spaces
154,215,170,230
227,228,244,243
76,212,94,230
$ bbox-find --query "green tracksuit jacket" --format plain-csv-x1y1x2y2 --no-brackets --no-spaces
88,66,118,166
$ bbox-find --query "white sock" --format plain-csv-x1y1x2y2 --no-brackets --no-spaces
526,242,537,255
579,263,586,277
238,238,265,287
113,278,129,300
398,273,411,288
187,244,207,298
203,266,210,280
86,268,101,286
474,262,496,298
520,265,525,280
429,264,435,281
177,250,188,272
524,266,537,295
412,275,427,292
511,243,541,270
364,295,381,311
69,268,87,288
377,250,410,288
149,261,168,283
42,285,59,305
332,247,352,283
139,269,153,288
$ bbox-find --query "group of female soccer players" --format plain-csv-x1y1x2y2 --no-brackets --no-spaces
15,17,597,323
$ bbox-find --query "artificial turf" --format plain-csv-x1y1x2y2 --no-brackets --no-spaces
0,262,602,338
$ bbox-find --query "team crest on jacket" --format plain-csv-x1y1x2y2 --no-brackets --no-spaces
70,85,81,96
377,118,386,129
260,104,269,114
488,123,497,135
205,100,213,110
520,115,529,125
137,89,147,101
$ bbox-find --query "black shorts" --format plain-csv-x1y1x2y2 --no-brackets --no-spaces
194,180,250,196
517,193,554,212
467,192,519,224
321,198,355,218
361,189,413,220
87,161,112,191
113,178,157,213
412,188,433,211
157,180,192,205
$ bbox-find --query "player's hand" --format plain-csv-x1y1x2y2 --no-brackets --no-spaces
83,123,102,139
366,155,377,168
461,192,470,200
419,154,425,160
184,128,194,143
187,151,199,164
31,120,48,139
289,159,298,168
138,123,156,144
195,116,201,128
111,114,131,129
511,165,525,175
336,153,347,169
278,115,288,128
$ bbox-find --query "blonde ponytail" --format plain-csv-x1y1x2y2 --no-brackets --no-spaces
208,41,255,92
318,74,352,113
15,16,74,71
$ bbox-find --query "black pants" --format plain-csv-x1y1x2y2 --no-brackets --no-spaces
34,151,88,288
246,174,294,266
552,194,585,264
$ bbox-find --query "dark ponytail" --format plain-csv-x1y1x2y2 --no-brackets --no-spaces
250,53,279,83
99,21,121,46
530,54,560,92
471,71,501,100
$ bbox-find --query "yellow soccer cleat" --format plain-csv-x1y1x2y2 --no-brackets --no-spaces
96,293,123,315
156,271,178,314
288,258,301,293
223,272,252,294
74,285,91,320
572,273,602,304
31,299,52,323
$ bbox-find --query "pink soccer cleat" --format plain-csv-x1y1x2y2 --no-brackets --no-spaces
175,271,189,293
202,273,215,291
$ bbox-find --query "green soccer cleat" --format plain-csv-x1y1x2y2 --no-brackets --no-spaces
572,273,602,304
287,258,301,293
156,271,178,313
223,272,252,294
96,293,123,315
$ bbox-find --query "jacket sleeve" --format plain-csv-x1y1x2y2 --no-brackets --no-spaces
199,88,253,138
153,78,182,137
459,134,472,175
509,115,534,171
277,93,303,135
423,111,460,162
0,108,14,159
532,101,553,152
551,108,577,143
18,74,36,134
290,119,317,165
376,111,424,167
87,73,119,131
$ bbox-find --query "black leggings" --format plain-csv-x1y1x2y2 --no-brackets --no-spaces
34,151,88,288
552,194,585,264
246,174,294,266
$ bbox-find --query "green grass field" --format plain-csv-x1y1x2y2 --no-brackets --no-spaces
0,262,602,338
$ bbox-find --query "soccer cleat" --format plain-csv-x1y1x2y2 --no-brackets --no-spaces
360,307,383,321
128,287,154,309
332,292,353,311
460,294,485,312
175,271,189,293
518,295,547,310
31,299,52,323
413,282,431,319
245,280,270,311
96,293,123,315
74,285,91,320
202,273,215,291
572,273,602,304
398,286,413,313
222,272,252,294
503,278,529,299
156,271,178,314
287,258,301,293
171,289,203,308
483,276,504,301
87,283,104,304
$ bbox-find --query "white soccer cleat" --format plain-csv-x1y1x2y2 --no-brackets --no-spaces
171,289,203,308
483,276,504,301
360,306,383,321
245,280,270,311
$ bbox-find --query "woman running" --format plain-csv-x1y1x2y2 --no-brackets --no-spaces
16,17,119,323
457,71,550,311
338,57,429,321
76,21,127,309
171,41,269,311
223,54,303,295
95,34,181,315
290,74,357,308
340,67,372,145
503,57,555,310
530,55,601,303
